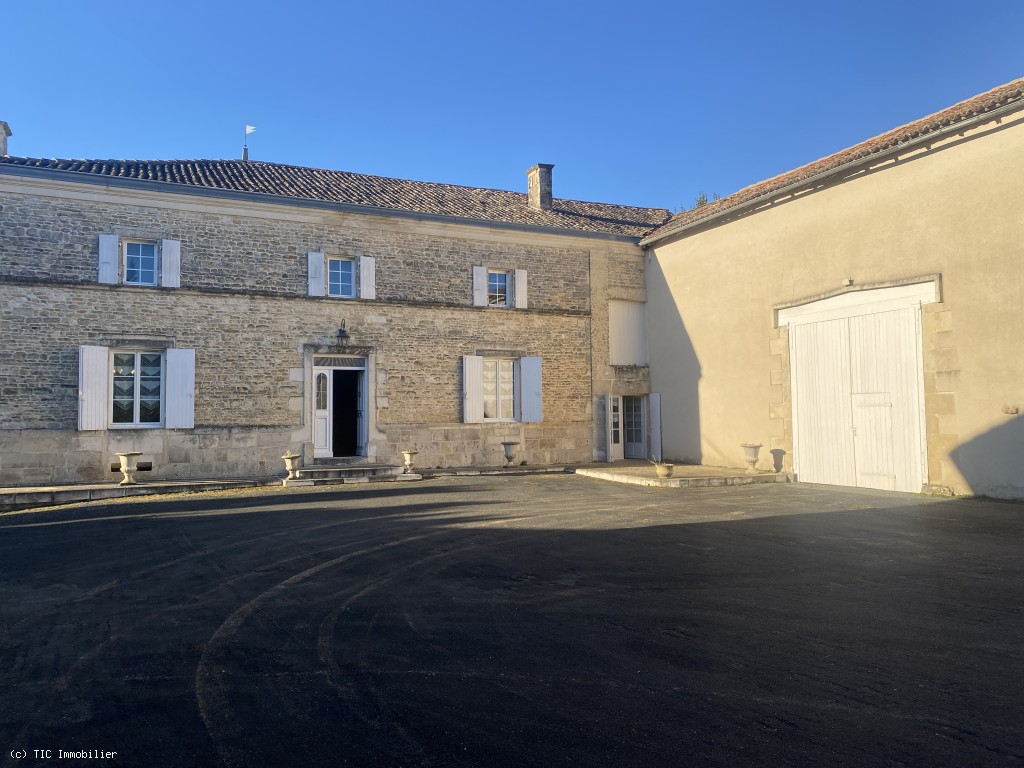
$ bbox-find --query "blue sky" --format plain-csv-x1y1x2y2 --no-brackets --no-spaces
4,1,1021,211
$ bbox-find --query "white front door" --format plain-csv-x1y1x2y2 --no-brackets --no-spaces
313,369,332,458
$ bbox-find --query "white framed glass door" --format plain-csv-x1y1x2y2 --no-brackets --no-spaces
623,396,645,459
313,369,332,458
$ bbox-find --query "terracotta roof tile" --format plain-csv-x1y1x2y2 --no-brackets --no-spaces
644,76,1024,244
0,156,671,238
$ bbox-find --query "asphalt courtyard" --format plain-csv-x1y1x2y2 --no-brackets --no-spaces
1,475,1021,768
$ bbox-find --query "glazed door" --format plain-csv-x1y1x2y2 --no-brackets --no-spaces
608,395,624,461
313,369,332,458
623,396,645,459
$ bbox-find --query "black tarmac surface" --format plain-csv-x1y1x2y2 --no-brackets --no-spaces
1,475,1021,767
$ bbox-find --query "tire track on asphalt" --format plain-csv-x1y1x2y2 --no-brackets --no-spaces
194,529,453,768
1,502,493,762
311,507,647,766
194,503,597,768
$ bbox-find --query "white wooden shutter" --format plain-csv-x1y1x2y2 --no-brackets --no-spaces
165,348,196,429
98,234,119,284
358,254,376,300
463,355,484,423
78,345,109,430
609,300,647,365
520,356,543,423
160,239,181,288
513,269,528,309
307,251,325,296
649,392,662,462
472,266,487,306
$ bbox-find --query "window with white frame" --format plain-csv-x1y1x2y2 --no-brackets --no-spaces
97,234,181,288
487,270,510,307
112,351,163,425
307,251,376,300
482,358,515,419
124,242,158,286
328,257,356,298
78,346,196,431
462,354,543,423
472,266,528,309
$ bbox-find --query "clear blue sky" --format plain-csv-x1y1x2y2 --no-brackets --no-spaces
4,1,1021,211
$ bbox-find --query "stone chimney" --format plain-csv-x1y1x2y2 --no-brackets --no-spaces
0,122,11,157
526,163,554,211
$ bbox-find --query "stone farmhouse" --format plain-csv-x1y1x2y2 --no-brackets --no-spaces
1,76,1022,498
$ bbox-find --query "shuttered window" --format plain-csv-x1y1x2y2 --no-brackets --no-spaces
77,346,196,430
96,235,181,287
310,251,376,299
462,355,542,423
472,266,528,308
609,300,647,365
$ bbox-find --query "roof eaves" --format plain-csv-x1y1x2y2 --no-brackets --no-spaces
641,80,1024,247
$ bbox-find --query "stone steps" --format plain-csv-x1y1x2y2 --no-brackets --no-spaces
282,462,412,487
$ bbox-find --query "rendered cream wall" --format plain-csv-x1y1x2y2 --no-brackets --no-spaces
647,112,1024,498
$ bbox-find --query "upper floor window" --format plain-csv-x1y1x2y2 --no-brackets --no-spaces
487,270,510,307
472,266,528,309
328,258,356,298
307,251,376,300
97,234,181,288
124,242,157,286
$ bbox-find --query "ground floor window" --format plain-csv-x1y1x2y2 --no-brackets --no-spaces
112,351,163,425
78,346,195,431
462,355,543,423
482,358,516,420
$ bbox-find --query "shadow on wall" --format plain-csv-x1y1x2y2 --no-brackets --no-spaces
951,414,1024,500
646,255,702,463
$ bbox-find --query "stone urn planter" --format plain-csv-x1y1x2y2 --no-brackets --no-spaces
653,461,675,479
401,450,419,474
500,441,519,468
741,443,763,475
281,450,302,481
115,451,143,486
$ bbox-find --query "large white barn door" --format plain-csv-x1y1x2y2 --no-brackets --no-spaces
789,306,925,492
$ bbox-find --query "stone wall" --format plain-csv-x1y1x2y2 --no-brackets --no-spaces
0,184,617,484
0,192,591,311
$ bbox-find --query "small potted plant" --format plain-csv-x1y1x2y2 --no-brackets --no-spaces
650,457,674,478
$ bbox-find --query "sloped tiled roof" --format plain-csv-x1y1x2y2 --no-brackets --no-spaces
0,155,671,239
643,76,1024,244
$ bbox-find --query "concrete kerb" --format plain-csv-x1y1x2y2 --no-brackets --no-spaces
0,463,793,513
574,466,794,488
0,479,274,513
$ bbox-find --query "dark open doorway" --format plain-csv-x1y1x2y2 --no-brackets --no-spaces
332,370,360,456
